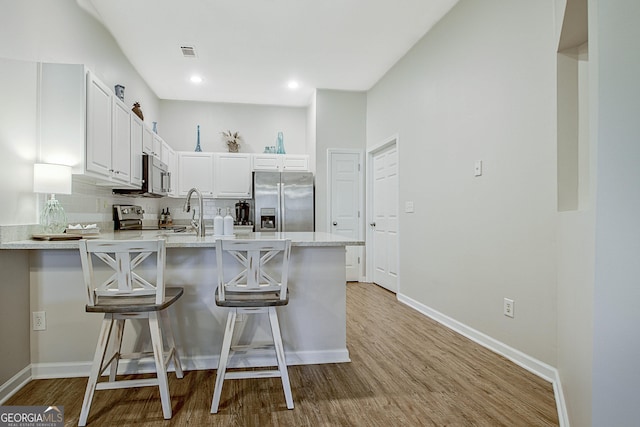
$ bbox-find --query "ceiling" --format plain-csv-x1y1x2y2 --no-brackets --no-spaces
78,0,458,107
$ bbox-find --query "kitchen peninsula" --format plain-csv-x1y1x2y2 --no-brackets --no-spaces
1,231,363,379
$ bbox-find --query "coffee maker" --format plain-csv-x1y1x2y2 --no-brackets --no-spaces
235,200,251,225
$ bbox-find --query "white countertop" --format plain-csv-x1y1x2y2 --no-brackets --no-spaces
0,230,364,250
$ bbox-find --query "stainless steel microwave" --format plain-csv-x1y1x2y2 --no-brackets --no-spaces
113,154,170,198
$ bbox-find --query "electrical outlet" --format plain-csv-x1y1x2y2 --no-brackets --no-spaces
33,311,46,331
503,298,514,318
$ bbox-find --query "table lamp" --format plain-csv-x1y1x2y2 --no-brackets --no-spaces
33,163,72,234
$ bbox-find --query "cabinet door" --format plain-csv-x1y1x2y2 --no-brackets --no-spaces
166,147,177,197
214,153,252,198
161,139,171,166
153,134,163,159
111,97,131,183
130,114,144,187
282,155,309,171
142,125,154,156
178,152,215,197
86,72,112,177
252,154,281,171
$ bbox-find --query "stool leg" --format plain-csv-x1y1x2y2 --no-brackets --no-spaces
149,312,172,420
79,314,114,426
109,318,125,382
161,309,184,379
268,307,294,409
211,309,237,413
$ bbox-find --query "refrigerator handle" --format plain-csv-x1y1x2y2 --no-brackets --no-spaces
278,181,285,232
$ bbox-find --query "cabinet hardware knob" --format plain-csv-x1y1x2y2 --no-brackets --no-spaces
333,221,338,226
370,222,376,227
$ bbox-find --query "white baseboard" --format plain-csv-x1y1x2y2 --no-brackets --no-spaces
29,348,350,379
397,292,569,427
0,365,31,405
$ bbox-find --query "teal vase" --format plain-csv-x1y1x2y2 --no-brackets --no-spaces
276,131,285,154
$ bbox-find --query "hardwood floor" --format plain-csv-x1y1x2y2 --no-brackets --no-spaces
6,282,558,426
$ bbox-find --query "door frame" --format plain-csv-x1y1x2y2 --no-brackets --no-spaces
327,148,365,281
365,135,400,290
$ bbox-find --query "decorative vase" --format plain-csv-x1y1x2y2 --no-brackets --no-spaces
132,102,144,120
152,121,158,133
195,125,202,152
227,141,239,153
276,131,285,154
114,85,125,102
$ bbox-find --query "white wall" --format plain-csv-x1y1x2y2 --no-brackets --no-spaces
592,0,640,424
314,90,367,232
556,43,594,427
367,0,558,364
0,58,39,225
158,100,307,154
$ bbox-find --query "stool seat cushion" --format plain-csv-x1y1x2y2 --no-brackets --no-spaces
215,288,289,308
86,287,184,313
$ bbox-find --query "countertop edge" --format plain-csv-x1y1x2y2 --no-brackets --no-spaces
0,231,365,250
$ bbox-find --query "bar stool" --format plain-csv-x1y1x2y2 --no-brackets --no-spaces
211,239,294,413
77,239,184,426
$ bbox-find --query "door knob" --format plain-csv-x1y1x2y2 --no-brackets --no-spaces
370,222,376,227
332,221,338,226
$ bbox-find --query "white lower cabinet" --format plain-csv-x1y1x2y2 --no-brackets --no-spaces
177,152,215,197
214,153,252,198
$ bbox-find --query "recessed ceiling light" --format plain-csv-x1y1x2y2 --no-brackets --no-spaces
190,75,203,84
287,80,299,90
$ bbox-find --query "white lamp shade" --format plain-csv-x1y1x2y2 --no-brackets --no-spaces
33,163,72,195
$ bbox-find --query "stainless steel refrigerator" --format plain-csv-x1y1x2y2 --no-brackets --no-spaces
253,172,315,232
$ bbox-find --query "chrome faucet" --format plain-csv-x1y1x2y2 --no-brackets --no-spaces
183,188,206,237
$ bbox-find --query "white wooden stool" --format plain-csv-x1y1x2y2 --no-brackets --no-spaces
211,239,294,413
77,239,184,426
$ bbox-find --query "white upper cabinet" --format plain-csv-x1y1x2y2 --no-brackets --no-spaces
161,139,171,166
252,154,309,171
213,153,252,199
142,125,155,156
282,154,309,171
85,71,112,179
130,114,144,187
252,154,280,171
177,152,215,197
153,133,163,160
110,97,132,183
166,146,177,198
39,63,145,188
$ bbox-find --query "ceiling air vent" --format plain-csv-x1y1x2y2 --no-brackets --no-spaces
180,45,197,58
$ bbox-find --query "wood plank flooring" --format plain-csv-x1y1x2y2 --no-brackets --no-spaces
6,282,558,426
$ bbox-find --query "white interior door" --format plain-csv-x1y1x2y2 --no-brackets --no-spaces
371,143,398,292
329,150,362,281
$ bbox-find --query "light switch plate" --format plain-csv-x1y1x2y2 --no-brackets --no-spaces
405,201,415,213
474,160,483,177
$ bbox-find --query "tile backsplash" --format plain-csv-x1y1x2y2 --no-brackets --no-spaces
53,176,251,230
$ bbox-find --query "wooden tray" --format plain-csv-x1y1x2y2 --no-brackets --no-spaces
32,234,83,241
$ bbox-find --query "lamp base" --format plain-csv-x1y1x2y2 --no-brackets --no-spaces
40,197,67,234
